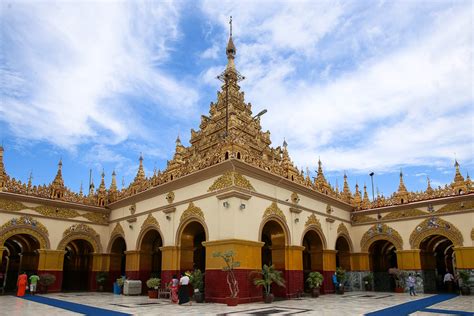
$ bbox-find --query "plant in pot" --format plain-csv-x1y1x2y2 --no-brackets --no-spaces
363,273,374,291
253,264,286,303
213,250,240,306
306,271,324,297
458,270,471,295
38,273,56,294
190,269,205,303
335,267,346,294
146,278,160,299
96,271,108,292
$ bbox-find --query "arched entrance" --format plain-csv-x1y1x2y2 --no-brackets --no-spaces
335,236,351,271
302,230,324,293
109,236,126,288
139,229,163,278
1,234,40,292
62,239,93,291
369,240,398,292
420,235,455,293
179,221,206,272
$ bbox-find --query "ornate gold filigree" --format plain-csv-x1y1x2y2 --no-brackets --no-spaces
180,202,204,222
409,217,464,248
0,198,24,212
382,209,428,220
142,213,160,228
262,202,286,222
82,212,108,224
62,223,98,238
360,223,403,252
58,223,101,252
166,191,175,204
208,171,255,192
305,214,321,229
0,216,50,248
337,223,350,236
111,222,125,238
33,205,80,218
436,200,474,214
352,214,377,223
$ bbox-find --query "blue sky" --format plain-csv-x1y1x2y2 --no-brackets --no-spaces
0,0,472,198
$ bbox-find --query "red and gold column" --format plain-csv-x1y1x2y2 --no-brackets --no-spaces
350,252,370,271
203,239,263,303
321,250,337,294
283,245,304,298
90,253,110,291
454,247,474,269
397,250,422,270
37,249,66,292
160,246,179,287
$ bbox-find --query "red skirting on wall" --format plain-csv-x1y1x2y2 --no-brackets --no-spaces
322,270,335,294
205,269,262,304
37,270,62,293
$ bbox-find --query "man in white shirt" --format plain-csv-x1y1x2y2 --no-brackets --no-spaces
178,272,191,305
444,271,454,292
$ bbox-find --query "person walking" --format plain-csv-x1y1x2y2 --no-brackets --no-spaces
170,275,179,304
407,273,416,296
16,272,28,297
29,273,40,295
178,272,191,305
444,271,454,292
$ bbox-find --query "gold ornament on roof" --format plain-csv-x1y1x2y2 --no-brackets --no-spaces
0,198,24,212
436,200,474,214
111,222,125,238
142,213,160,229
180,202,204,222
305,214,322,229
263,202,286,222
82,212,108,224
382,209,428,220
208,171,255,192
62,223,98,238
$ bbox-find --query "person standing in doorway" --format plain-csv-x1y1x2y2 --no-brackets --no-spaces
29,273,40,295
16,272,28,297
444,270,454,292
407,273,416,296
178,272,191,305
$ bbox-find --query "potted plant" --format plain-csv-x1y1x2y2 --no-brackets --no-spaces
253,264,286,303
96,271,108,292
38,273,56,294
114,277,125,294
190,269,205,303
335,267,346,294
146,278,160,299
306,271,324,297
213,250,240,306
363,273,374,291
458,270,471,295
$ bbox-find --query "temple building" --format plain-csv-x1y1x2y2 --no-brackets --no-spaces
0,22,473,302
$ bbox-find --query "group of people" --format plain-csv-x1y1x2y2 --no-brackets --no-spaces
407,270,460,297
16,272,40,297
169,272,192,305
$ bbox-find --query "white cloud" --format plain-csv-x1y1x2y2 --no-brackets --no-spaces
0,1,198,150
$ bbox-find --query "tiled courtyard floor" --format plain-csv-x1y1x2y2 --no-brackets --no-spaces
0,292,472,315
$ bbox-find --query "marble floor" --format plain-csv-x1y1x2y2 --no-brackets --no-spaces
0,292,472,315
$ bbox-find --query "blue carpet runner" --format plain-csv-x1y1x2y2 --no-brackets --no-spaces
21,294,131,316
365,294,468,316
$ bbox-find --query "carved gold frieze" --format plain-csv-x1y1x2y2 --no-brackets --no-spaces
33,205,80,218
0,215,49,236
0,198,24,212
111,222,125,237
436,200,474,214
360,223,403,252
382,209,428,220
409,217,463,248
166,191,175,204
180,202,204,222
352,213,377,223
208,171,255,192
142,213,160,229
62,223,98,238
263,202,286,222
82,212,108,224
337,223,350,237
305,214,322,229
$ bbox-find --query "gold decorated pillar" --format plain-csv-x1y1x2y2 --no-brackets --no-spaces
322,249,337,271
454,247,474,269
284,245,304,298
350,252,370,271
37,249,66,292
203,239,263,303
310,250,324,270
90,253,110,290
396,250,421,270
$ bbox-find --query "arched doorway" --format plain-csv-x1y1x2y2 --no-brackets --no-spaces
335,236,351,271
302,230,324,293
1,234,40,292
139,230,163,279
369,240,398,292
62,239,93,291
261,220,287,297
109,236,126,289
179,221,206,272
420,235,455,293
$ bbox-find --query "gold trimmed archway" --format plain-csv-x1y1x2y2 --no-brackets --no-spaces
300,214,327,249
57,224,102,253
136,214,164,250
0,216,50,249
258,202,291,245
336,223,353,252
107,222,126,253
361,223,403,252
409,217,463,249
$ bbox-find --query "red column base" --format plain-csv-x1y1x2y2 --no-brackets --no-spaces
322,270,335,294
205,269,262,304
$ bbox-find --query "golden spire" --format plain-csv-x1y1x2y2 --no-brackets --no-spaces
96,169,107,206
315,158,329,191
398,169,407,192
362,183,370,209
134,153,146,182
426,176,433,194
0,144,5,190
226,16,236,70
353,181,361,209
79,181,83,197
110,170,117,191
451,159,467,194
396,168,409,203
50,158,65,199
342,172,352,203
